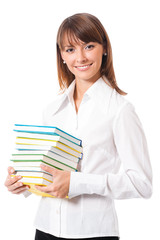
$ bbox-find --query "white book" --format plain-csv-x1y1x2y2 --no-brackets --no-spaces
15,171,53,182
11,158,77,172
13,149,80,162
18,177,52,185
13,166,48,172
14,131,82,152
11,151,78,169
15,139,82,159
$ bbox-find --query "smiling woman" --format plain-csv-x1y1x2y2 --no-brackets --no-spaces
4,12,152,240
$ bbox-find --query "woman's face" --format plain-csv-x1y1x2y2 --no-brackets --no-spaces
60,34,105,83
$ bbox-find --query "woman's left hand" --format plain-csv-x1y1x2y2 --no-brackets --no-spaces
35,164,71,198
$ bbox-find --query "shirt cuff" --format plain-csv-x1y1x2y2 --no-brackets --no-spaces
68,171,109,199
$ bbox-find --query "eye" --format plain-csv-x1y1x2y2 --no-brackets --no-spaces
66,48,75,53
85,44,94,50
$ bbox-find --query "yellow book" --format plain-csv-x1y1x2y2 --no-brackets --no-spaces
16,137,82,158
28,184,68,198
15,132,82,152
11,174,68,198
26,183,55,198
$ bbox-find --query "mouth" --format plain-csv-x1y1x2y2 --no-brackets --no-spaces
75,63,93,70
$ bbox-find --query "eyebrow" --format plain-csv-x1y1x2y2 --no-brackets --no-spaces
63,45,74,48
63,42,93,49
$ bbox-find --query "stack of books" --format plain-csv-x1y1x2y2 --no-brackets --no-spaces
10,124,83,197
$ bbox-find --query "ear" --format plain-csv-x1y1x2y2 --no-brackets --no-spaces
102,41,107,55
103,47,107,55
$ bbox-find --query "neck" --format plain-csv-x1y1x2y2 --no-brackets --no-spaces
74,82,90,101
74,77,100,101
73,77,100,113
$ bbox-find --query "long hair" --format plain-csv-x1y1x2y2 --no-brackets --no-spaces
56,13,126,95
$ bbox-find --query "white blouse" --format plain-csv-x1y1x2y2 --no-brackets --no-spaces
34,77,152,238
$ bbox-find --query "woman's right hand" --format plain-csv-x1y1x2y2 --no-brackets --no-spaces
4,167,29,194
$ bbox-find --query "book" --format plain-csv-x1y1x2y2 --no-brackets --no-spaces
13,166,49,172
14,131,82,152
11,173,54,197
14,171,53,182
14,124,82,146
15,137,82,154
11,173,52,186
11,172,68,198
11,159,77,172
10,124,83,198
14,148,80,162
15,141,82,159
27,184,55,198
27,184,69,198
11,151,78,169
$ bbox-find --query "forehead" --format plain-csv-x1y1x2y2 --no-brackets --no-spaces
61,32,85,48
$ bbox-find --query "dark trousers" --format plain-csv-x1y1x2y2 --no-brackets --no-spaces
35,229,119,240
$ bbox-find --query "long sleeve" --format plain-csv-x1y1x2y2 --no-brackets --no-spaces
68,103,152,199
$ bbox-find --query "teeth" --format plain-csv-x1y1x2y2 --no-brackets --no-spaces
76,64,91,69
78,66,88,69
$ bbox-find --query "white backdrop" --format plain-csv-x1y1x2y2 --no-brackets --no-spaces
0,0,159,239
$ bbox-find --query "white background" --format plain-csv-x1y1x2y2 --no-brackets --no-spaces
0,0,159,239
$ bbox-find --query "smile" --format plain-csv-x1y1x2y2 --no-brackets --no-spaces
75,63,93,70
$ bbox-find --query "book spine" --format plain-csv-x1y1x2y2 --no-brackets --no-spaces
14,124,82,145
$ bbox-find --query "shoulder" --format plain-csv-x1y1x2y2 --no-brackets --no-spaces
106,86,134,117
99,76,131,111
111,91,141,132
92,77,134,118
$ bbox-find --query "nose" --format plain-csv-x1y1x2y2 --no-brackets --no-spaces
76,49,87,64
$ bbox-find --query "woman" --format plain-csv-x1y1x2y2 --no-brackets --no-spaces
5,13,152,240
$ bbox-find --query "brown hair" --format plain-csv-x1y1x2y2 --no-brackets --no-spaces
56,13,126,95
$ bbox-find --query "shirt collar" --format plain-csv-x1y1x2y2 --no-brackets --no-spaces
65,80,76,104
65,76,112,99
82,76,112,102
51,76,113,115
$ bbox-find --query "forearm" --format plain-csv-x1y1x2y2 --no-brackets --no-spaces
68,170,152,199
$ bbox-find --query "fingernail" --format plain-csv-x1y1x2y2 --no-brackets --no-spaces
10,169,15,174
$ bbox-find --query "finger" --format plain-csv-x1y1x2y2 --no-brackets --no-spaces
35,184,52,194
35,185,67,198
12,185,29,194
40,164,58,176
8,166,15,175
5,175,22,187
7,181,24,192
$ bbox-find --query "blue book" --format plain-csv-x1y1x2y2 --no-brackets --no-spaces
14,124,82,146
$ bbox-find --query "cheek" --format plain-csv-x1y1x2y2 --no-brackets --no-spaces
93,54,103,68
89,50,103,64
67,65,75,74
65,56,75,66
65,59,76,74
